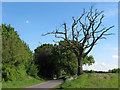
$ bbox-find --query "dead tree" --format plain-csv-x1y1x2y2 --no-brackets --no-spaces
42,6,114,76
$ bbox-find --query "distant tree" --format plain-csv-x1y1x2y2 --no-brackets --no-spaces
42,6,114,75
108,68,120,73
34,44,56,79
34,43,95,79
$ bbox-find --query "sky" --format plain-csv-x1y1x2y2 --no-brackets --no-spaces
1,0,120,2
2,2,118,71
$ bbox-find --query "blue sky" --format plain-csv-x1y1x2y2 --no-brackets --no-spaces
2,2,118,71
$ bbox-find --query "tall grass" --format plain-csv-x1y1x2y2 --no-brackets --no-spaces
59,73,118,88
2,76,46,88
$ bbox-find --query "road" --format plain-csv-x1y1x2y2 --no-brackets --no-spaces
25,79,63,89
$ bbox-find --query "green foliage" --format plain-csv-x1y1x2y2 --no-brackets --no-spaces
89,70,95,73
59,41,95,66
84,70,95,73
34,43,95,79
34,44,58,79
28,64,38,77
59,41,95,75
2,24,38,81
83,55,95,65
58,48,78,76
108,68,120,73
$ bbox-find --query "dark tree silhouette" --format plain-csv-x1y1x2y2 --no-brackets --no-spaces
42,6,114,76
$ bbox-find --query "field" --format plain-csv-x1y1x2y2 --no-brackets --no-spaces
58,73,118,88
2,76,46,88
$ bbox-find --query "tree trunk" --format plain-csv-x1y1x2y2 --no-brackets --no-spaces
77,56,83,76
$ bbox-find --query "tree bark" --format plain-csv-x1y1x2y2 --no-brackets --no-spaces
77,56,83,76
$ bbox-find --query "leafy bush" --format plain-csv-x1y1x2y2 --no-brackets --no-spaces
108,68,120,73
84,70,95,73
90,70,95,73
28,64,38,77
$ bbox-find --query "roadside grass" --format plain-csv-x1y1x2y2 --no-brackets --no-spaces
2,76,46,88
53,81,64,89
0,64,1,90
53,84,61,88
58,73,118,88
0,82,1,90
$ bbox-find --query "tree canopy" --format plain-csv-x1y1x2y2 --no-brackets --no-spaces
34,43,94,79
2,24,38,81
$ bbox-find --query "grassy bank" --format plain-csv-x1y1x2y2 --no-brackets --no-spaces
2,76,46,88
58,73,118,88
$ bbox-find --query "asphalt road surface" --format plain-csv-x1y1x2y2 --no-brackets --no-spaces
25,79,63,89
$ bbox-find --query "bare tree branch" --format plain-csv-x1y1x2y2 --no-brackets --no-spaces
84,25,114,58
42,7,114,75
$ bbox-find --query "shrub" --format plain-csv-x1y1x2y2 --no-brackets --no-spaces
108,68,120,73
28,64,38,77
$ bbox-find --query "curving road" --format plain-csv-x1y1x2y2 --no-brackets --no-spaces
25,79,63,88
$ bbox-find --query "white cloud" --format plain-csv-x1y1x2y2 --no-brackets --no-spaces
83,62,118,71
25,20,29,24
112,55,118,59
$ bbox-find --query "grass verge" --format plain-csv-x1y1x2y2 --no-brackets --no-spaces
2,76,46,88
58,73,118,88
